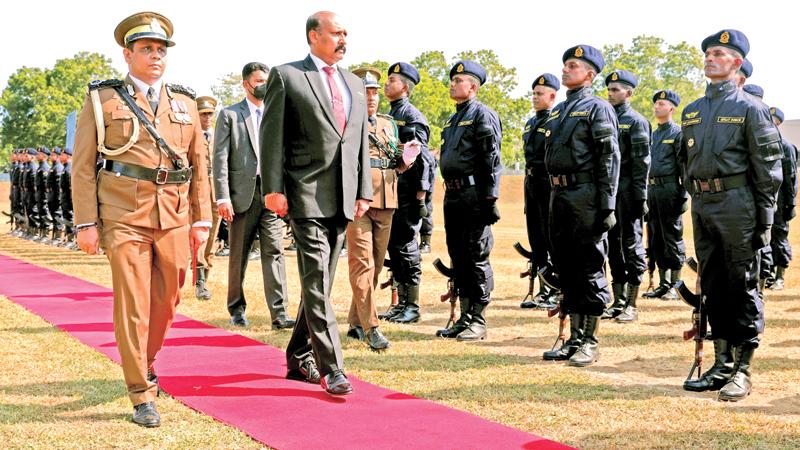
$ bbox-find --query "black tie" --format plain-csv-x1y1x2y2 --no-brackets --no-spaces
146,87,158,115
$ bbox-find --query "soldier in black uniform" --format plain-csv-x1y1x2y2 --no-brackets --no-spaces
22,148,39,239
9,149,23,236
734,58,752,88
33,147,51,241
680,30,782,401
46,147,64,244
766,107,797,290
520,73,560,309
419,171,435,254
59,147,75,248
542,45,620,366
380,62,435,324
642,90,687,301
600,70,650,323
435,60,503,341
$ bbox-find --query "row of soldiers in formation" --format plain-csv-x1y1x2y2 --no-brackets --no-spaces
6,147,75,246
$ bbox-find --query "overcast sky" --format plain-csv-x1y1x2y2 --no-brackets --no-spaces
1,0,795,120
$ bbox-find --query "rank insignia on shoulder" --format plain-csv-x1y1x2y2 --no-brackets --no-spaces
166,83,196,99
88,79,124,91
685,111,700,119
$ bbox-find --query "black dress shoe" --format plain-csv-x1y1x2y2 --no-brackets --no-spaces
366,327,390,351
132,401,160,428
286,359,321,384
230,314,249,327
272,316,296,330
346,326,366,341
322,370,353,395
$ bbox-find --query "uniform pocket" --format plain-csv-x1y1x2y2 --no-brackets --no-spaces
97,170,137,211
105,110,134,148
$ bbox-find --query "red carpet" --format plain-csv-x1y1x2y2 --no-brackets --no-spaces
0,253,570,449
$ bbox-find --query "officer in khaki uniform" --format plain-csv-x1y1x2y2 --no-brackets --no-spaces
194,95,218,300
72,11,212,427
345,68,405,351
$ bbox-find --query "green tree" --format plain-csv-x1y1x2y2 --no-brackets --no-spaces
596,36,705,123
211,72,244,109
0,52,120,160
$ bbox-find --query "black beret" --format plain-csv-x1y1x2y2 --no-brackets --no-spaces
449,60,486,85
743,84,764,99
27,148,37,156
701,29,750,57
38,146,50,156
562,45,604,73
652,90,681,107
63,147,73,156
532,73,560,91
605,70,638,88
388,62,420,85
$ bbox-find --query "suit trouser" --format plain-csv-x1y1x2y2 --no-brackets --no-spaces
692,188,764,346
347,208,394,330
524,172,552,271
226,185,288,320
549,183,611,316
285,217,347,377
646,182,686,271
388,202,422,285
101,220,189,405
608,181,647,285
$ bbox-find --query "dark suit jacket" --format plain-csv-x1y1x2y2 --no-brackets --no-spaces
259,55,371,220
213,99,260,213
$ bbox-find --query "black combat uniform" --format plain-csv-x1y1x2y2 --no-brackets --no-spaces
766,130,797,289
10,152,23,234
59,151,74,247
678,28,783,402
34,153,51,240
22,155,38,237
46,155,64,242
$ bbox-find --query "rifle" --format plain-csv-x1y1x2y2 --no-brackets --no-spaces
2,210,13,227
379,258,398,308
676,279,706,384
432,258,457,329
546,294,568,351
686,256,698,273
513,242,537,306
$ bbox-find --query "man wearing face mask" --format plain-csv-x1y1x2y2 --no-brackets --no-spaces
213,62,295,330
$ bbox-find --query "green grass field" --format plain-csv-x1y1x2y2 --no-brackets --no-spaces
1,177,799,449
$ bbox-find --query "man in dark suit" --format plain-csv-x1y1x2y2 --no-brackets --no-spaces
214,62,295,329
260,11,372,396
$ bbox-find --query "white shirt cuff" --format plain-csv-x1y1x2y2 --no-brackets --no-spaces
216,198,232,206
192,221,212,228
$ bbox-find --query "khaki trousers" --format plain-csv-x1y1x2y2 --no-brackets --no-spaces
346,208,394,330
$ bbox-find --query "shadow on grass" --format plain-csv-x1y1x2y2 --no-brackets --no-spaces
569,430,800,450
346,351,530,373
0,379,126,424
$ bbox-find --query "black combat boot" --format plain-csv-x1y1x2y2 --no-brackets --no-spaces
194,268,212,300
569,315,600,367
543,314,583,360
391,284,421,323
683,339,735,392
644,268,670,298
772,266,786,291
662,267,680,300
616,283,640,323
521,281,549,309
601,282,626,319
718,344,756,401
419,234,432,254
457,302,487,341
380,283,407,321
436,297,472,338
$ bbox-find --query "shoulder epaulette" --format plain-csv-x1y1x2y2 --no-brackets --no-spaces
167,83,196,99
377,113,395,121
88,79,124,91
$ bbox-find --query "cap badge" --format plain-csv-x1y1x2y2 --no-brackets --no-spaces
660,91,666,99
456,64,464,73
393,65,400,73
611,72,618,81
538,77,545,85
575,47,584,58
720,31,730,44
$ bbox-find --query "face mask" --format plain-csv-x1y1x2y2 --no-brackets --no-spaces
250,83,268,100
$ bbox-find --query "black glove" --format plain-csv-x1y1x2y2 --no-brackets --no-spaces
482,200,501,225
632,200,648,218
785,205,797,221
597,209,616,232
752,224,772,250
418,199,429,218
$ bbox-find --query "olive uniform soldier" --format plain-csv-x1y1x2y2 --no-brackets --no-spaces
73,11,212,426
435,60,503,341
542,45,620,366
679,30,782,401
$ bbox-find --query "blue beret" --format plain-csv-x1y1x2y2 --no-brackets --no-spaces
770,107,784,123
388,62,420,85
562,45,604,73
52,147,62,155
605,70,638,88
450,60,486,85
702,29,750,57
38,146,50,156
27,148,37,156
739,59,753,78
743,84,764,99
652,90,681,107
63,147,73,156
532,73,560,91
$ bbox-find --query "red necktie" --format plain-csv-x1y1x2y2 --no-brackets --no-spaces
322,66,347,133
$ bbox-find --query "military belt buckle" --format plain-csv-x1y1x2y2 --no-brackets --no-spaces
380,158,389,169
714,178,723,192
155,168,169,185
698,180,710,192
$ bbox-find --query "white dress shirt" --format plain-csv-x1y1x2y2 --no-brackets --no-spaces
128,74,163,103
309,52,351,120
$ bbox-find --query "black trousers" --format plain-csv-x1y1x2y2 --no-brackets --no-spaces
646,182,686,271
226,184,288,320
770,208,792,268
692,187,764,346
549,183,611,316
420,188,434,236
524,172,552,270
443,186,494,303
285,217,347,377
388,202,422,285
608,179,647,285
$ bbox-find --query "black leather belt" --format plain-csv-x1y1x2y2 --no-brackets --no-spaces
690,173,747,194
370,158,392,169
549,171,593,188
444,175,476,191
648,175,679,186
103,160,192,185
